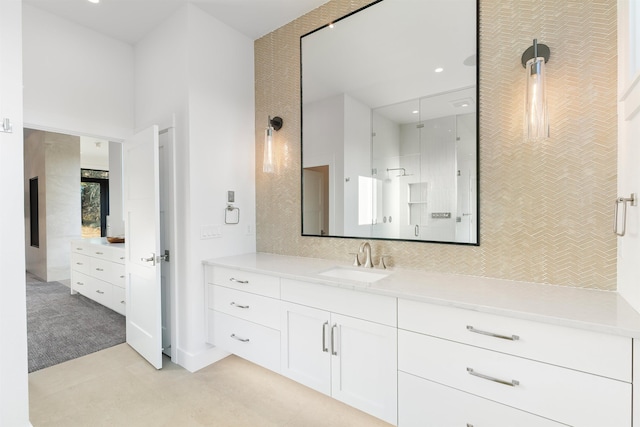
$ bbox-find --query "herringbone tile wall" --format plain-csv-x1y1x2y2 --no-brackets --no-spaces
255,0,617,290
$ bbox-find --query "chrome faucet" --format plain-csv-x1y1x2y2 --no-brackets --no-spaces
359,242,374,268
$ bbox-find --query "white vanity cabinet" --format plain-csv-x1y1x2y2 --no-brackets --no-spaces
206,267,281,372
280,279,397,425
70,239,126,315
397,299,633,426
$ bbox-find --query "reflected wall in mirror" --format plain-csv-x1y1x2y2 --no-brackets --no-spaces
301,0,478,244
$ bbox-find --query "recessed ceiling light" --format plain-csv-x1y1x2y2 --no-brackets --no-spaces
412,110,419,114
434,67,444,73
88,0,100,4
328,23,334,29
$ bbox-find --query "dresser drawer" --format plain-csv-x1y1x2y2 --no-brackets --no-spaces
90,257,117,283
88,278,112,307
111,285,126,316
71,270,91,295
398,299,631,382
71,252,92,275
398,330,631,427
211,267,280,298
209,311,280,372
210,285,280,330
281,279,396,327
109,263,126,288
398,371,564,427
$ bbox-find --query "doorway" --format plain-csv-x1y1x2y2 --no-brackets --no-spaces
22,125,177,370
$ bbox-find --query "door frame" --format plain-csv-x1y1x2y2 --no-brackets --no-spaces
23,121,179,365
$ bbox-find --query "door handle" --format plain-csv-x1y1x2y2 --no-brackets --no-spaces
141,254,156,266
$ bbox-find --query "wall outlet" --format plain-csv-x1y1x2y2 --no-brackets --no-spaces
201,224,222,239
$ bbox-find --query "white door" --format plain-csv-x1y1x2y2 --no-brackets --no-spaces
280,302,331,394
617,1,640,313
331,313,398,425
124,125,163,369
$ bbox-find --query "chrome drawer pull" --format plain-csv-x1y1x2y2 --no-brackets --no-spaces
76,262,83,265
120,275,125,279
95,251,104,255
467,367,519,387
322,321,329,352
120,301,125,305
230,333,250,343
466,325,519,341
96,268,104,272
229,277,249,284
76,247,83,250
76,282,84,286
96,290,105,295
230,302,249,309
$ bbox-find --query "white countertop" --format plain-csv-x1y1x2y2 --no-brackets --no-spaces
72,237,125,250
204,252,640,338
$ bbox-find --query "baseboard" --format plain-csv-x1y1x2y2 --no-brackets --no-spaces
177,345,230,373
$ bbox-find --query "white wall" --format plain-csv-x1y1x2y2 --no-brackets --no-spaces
135,4,256,371
24,130,81,281
22,4,135,140
303,94,344,234
0,0,30,424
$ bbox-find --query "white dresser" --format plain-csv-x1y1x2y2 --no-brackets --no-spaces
70,238,126,315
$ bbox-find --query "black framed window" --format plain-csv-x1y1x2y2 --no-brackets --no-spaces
81,169,109,238
29,177,39,247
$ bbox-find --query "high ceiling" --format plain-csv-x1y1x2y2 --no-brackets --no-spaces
21,0,330,43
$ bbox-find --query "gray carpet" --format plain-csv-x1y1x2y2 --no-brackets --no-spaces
27,281,125,372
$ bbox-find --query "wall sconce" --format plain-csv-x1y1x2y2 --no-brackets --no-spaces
521,39,550,140
263,116,283,173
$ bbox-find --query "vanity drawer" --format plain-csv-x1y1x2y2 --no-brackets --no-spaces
398,330,631,427
398,371,564,427
281,279,396,327
86,277,112,307
71,252,92,275
211,267,280,298
210,285,280,330
210,311,280,373
398,299,631,382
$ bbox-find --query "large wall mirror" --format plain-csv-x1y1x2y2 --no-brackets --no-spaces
301,0,478,244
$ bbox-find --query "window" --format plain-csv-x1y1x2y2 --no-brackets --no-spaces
81,169,109,238
29,177,39,247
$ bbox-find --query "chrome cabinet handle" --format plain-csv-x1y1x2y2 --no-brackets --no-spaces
230,302,249,309
466,325,519,341
331,324,338,356
229,278,249,284
322,321,329,352
76,281,84,286
76,262,83,265
120,300,125,305
230,333,250,343
95,268,104,271
614,194,637,237
95,251,104,255
96,290,105,295
467,367,519,387
76,247,83,251
120,275,125,279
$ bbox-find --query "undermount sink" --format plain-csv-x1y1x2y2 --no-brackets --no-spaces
318,267,389,283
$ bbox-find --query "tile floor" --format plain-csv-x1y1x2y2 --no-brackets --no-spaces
29,344,393,427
